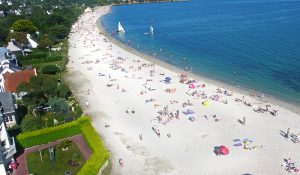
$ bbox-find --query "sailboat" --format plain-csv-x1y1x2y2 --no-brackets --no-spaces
117,22,125,33
150,26,154,35
144,26,154,35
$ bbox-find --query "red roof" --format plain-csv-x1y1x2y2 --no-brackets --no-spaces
3,69,37,93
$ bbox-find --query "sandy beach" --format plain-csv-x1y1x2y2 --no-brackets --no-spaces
65,6,300,175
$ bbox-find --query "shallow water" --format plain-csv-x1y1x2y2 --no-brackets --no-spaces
102,0,300,105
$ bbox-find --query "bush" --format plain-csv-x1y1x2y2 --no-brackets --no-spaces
16,119,81,148
20,114,45,132
18,52,47,61
77,117,109,175
59,83,71,98
42,65,60,74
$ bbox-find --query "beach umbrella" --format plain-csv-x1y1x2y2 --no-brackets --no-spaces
233,143,242,147
165,77,172,81
202,100,209,107
220,145,229,155
189,83,196,89
187,109,195,114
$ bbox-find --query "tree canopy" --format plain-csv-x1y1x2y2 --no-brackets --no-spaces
20,114,45,132
11,19,38,33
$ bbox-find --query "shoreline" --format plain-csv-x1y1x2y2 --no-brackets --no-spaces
112,0,190,6
66,6,300,174
96,7,300,114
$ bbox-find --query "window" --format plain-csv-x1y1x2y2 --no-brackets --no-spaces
8,115,13,122
5,115,14,122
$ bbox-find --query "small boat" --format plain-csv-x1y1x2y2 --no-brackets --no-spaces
150,26,154,35
144,26,154,35
117,22,125,33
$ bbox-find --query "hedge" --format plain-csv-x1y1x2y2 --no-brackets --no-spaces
16,120,81,148
16,116,109,175
77,118,109,175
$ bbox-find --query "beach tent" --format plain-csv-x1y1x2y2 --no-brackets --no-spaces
189,83,196,89
220,145,229,155
202,100,209,107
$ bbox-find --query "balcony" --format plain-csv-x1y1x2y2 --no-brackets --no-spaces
2,137,16,159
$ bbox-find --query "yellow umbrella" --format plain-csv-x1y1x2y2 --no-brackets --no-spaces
202,100,209,107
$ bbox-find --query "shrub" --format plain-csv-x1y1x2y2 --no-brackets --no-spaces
16,119,81,148
77,117,109,175
20,114,45,132
18,52,47,61
59,83,71,98
42,65,60,75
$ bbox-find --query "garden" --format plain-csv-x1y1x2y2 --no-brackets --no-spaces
26,140,85,175
17,116,109,175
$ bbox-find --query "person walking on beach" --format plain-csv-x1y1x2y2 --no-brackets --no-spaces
119,158,124,167
86,101,89,107
243,116,246,125
139,134,143,141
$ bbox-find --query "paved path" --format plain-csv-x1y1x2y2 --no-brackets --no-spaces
14,134,91,175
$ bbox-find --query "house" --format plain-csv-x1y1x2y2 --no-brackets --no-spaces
0,60,20,92
0,115,16,175
0,92,17,127
2,68,37,93
0,11,4,17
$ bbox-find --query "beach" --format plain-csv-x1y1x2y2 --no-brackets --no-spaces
65,6,300,175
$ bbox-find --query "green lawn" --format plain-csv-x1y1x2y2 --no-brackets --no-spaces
26,141,85,175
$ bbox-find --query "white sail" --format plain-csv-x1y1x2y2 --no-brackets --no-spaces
118,22,125,33
150,26,154,34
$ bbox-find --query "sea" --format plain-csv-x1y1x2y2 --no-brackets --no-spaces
106,0,299,106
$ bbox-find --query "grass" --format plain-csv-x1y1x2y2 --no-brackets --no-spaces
26,141,85,175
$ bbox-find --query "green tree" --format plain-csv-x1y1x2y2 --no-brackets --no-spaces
20,114,45,132
38,34,54,49
11,20,37,33
59,83,71,98
16,82,30,93
43,76,59,97
6,32,28,43
48,97,69,117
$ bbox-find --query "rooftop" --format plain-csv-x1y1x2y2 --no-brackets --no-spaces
0,92,15,114
3,68,36,93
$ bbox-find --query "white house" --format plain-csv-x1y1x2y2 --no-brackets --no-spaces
0,100,17,174
0,60,19,92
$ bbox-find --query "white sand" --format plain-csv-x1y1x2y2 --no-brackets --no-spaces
66,6,300,175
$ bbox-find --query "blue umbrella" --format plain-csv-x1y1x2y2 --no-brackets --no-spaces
165,77,172,81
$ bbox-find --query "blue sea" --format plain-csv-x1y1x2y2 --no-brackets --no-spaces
102,0,300,105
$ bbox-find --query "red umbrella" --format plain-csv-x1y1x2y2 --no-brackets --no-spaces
220,145,229,155
189,83,196,89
